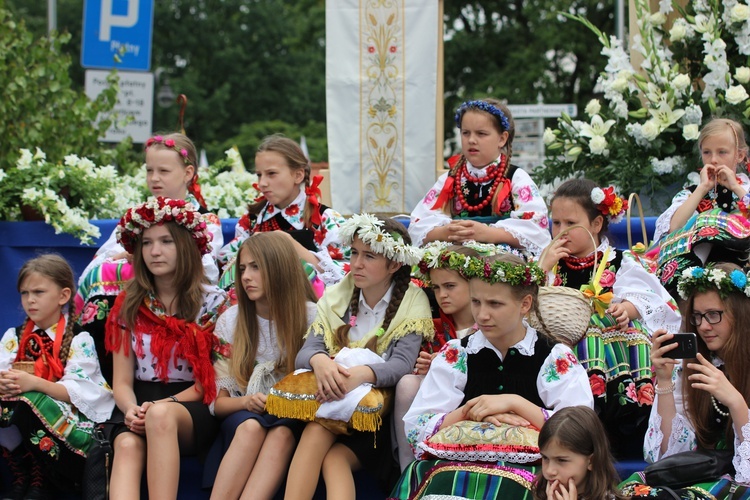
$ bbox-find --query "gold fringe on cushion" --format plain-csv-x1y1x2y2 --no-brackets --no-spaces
266,390,320,421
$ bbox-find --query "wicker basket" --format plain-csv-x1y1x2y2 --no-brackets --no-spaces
12,361,36,374
528,287,592,346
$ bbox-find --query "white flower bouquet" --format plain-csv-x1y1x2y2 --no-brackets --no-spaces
537,0,750,211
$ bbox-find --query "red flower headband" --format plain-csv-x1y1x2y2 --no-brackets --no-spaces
116,197,213,255
591,186,628,224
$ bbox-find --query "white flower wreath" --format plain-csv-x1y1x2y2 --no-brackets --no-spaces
338,213,423,266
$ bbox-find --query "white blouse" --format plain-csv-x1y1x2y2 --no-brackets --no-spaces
212,302,318,399
0,322,114,423
644,359,750,484
408,162,551,256
403,325,594,460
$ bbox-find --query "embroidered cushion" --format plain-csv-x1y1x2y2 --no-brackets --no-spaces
417,421,541,463
265,371,392,434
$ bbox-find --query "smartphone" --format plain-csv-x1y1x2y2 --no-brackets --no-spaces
662,333,698,359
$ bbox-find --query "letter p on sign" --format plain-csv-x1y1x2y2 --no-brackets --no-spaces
99,0,138,41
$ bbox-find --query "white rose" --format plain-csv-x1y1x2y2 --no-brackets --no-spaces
543,127,556,145
641,120,661,141
736,67,750,84
589,136,608,155
726,85,749,105
731,4,750,23
672,74,691,91
585,99,601,116
611,76,629,93
650,12,667,26
683,123,700,141
669,23,687,42
591,188,605,204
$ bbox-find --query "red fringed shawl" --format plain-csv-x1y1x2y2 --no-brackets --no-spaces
13,315,66,382
105,292,218,404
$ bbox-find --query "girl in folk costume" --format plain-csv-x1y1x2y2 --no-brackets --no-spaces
394,241,508,471
621,263,750,498
540,179,681,458
218,134,349,292
394,254,593,499
76,132,223,383
0,255,113,499
409,98,550,257
653,118,750,297
204,232,318,499
104,198,229,499
284,215,434,500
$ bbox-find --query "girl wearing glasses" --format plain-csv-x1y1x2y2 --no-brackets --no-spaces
626,262,750,495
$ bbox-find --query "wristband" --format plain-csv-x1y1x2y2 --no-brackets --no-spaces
168,395,179,402
655,382,675,395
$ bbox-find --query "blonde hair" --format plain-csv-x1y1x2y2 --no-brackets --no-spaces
120,222,208,329
698,118,748,169
230,232,318,389
247,134,317,228
146,132,199,169
17,254,77,365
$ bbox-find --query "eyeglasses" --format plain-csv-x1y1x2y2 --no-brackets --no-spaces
689,310,724,326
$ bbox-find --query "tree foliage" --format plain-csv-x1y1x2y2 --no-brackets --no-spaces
0,4,119,172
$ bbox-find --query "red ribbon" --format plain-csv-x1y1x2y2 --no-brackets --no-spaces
189,171,207,209
306,175,324,226
494,178,512,213
431,176,455,211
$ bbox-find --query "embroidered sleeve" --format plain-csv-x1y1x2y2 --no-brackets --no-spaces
653,187,692,243
403,339,468,459
537,344,594,418
0,328,19,371
218,217,252,267
644,366,696,462
408,173,453,247
312,208,351,286
492,169,551,258
613,252,682,334
733,409,750,483
77,229,124,287
59,332,115,423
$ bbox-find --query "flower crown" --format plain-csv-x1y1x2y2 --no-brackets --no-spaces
454,100,511,131
461,255,545,286
116,197,213,255
591,186,628,224
677,265,750,300
145,135,191,166
415,240,526,284
338,213,423,266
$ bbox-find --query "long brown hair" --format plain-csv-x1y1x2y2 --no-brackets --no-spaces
120,222,208,329
230,232,318,389
333,218,412,352
247,134,317,227
17,254,77,365
682,262,750,448
533,406,628,500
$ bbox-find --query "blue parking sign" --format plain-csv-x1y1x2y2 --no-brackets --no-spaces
81,0,154,71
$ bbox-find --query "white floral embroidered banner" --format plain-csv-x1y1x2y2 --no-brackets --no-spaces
326,0,439,214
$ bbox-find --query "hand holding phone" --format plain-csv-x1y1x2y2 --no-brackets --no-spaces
662,333,698,359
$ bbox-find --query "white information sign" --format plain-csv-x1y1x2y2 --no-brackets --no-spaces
507,103,578,118
85,70,153,143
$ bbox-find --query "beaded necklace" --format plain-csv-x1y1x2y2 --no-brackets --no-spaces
453,155,508,213
712,395,730,418
562,251,603,271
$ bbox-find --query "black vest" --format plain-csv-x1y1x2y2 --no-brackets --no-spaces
460,333,554,408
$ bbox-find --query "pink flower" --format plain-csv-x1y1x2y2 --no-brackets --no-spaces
517,185,533,203
180,148,188,157
625,381,637,401
164,139,175,147
660,260,679,284
81,302,98,325
423,188,438,205
454,199,463,212
539,216,549,229
599,269,616,288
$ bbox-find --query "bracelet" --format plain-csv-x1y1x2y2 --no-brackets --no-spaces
168,395,179,402
655,382,675,395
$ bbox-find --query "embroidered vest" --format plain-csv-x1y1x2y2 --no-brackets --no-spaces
557,251,623,291
459,333,554,407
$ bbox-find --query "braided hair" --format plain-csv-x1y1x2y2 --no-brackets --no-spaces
333,218,413,352
17,254,77,367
